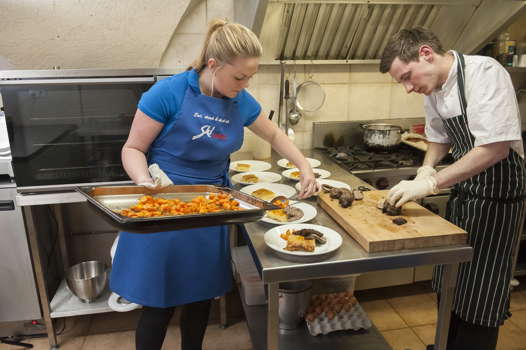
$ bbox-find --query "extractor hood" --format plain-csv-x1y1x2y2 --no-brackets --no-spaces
236,0,526,63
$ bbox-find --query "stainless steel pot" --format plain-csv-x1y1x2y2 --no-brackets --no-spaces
361,123,403,150
278,280,312,330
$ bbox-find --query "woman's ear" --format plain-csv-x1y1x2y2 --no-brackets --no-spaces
207,58,218,70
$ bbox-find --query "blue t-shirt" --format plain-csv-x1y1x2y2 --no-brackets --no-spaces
138,70,261,134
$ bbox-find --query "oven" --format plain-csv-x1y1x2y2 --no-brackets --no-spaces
0,70,174,190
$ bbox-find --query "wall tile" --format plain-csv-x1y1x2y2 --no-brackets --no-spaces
389,83,425,118
349,64,392,84
257,84,280,115
348,83,391,120
309,84,349,122
176,1,207,34
257,65,281,85
304,64,349,84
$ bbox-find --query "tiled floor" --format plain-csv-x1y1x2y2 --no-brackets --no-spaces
2,279,526,350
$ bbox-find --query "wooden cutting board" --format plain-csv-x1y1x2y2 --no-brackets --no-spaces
318,190,467,252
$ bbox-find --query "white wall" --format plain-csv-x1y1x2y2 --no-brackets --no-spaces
0,0,424,153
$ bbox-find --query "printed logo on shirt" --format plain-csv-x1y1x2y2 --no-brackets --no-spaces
193,112,230,124
192,125,227,141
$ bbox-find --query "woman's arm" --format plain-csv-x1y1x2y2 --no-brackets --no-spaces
122,109,164,184
248,113,318,198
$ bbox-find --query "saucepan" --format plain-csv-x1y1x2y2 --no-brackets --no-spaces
361,123,403,151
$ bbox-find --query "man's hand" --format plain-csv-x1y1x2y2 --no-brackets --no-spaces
415,165,437,180
387,177,439,207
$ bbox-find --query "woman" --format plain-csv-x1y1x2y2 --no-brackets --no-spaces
110,19,319,350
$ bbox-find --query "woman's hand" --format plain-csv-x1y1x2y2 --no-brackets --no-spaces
298,168,320,199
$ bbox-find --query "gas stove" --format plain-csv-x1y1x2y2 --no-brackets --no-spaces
325,144,453,190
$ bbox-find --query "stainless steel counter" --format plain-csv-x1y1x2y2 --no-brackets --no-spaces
233,149,473,350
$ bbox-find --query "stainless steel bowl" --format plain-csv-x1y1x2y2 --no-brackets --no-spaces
278,280,312,330
66,261,108,303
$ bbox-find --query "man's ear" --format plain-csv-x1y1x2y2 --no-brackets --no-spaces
419,45,434,62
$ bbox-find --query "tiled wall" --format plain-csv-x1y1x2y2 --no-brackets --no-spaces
158,0,425,154
241,64,425,152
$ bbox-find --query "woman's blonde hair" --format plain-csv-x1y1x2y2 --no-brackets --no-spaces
188,19,263,72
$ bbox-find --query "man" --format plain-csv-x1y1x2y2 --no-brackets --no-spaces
379,27,525,350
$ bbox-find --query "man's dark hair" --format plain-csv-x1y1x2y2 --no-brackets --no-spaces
379,27,446,73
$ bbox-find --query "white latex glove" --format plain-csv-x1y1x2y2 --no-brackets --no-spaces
415,165,437,180
137,164,173,189
387,177,439,207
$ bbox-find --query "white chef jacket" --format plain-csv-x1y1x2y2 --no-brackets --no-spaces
424,51,524,158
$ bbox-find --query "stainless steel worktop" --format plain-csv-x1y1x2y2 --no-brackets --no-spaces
237,149,472,283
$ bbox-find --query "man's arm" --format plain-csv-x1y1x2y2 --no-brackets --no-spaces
422,142,451,167
434,141,511,189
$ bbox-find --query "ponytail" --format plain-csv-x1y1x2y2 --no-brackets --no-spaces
188,19,262,72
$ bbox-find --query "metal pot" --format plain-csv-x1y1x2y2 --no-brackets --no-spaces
361,123,403,150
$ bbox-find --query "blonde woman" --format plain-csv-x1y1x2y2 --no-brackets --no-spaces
111,19,318,350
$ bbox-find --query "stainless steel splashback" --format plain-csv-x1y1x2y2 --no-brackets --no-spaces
312,118,425,149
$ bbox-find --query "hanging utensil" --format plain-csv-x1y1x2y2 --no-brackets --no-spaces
295,80,326,113
288,79,302,125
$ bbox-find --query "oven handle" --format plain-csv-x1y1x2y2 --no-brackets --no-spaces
0,77,155,85
0,200,15,211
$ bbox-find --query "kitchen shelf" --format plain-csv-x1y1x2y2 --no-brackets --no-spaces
49,278,113,318
240,289,392,350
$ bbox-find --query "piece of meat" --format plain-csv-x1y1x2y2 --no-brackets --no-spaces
304,233,327,245
339,188,354,208
295,228,324,238
392,217,407,225
285,206,304,221
383,201,402,216
353,190,363,200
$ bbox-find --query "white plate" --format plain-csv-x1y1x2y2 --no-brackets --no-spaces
295,179,351,194
241,183,297,199
282,168,331,181
264,224,343,257
277,158,321,169
261,202,318,225
231,171,282,185
230,160,271,173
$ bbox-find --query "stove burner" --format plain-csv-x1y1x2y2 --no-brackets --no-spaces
325,144,424,172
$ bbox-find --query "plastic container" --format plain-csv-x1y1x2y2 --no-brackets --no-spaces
232,246,267,306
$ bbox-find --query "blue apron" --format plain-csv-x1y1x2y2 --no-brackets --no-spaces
110,84,244,308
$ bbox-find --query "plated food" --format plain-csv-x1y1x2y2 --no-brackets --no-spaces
241,183,296,200
230,160,271,173
264,224,342,257
118,193,242,218
282,168,331,181
231,171,282,185
277,158,321,169
262,201,317,225
266,198,304,222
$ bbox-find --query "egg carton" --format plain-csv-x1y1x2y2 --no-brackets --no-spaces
306,302,372,336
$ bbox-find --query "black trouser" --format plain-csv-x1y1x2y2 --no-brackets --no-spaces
431,296,499,350
136,299,212,350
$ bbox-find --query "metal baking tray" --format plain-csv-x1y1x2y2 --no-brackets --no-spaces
76,184,279,233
